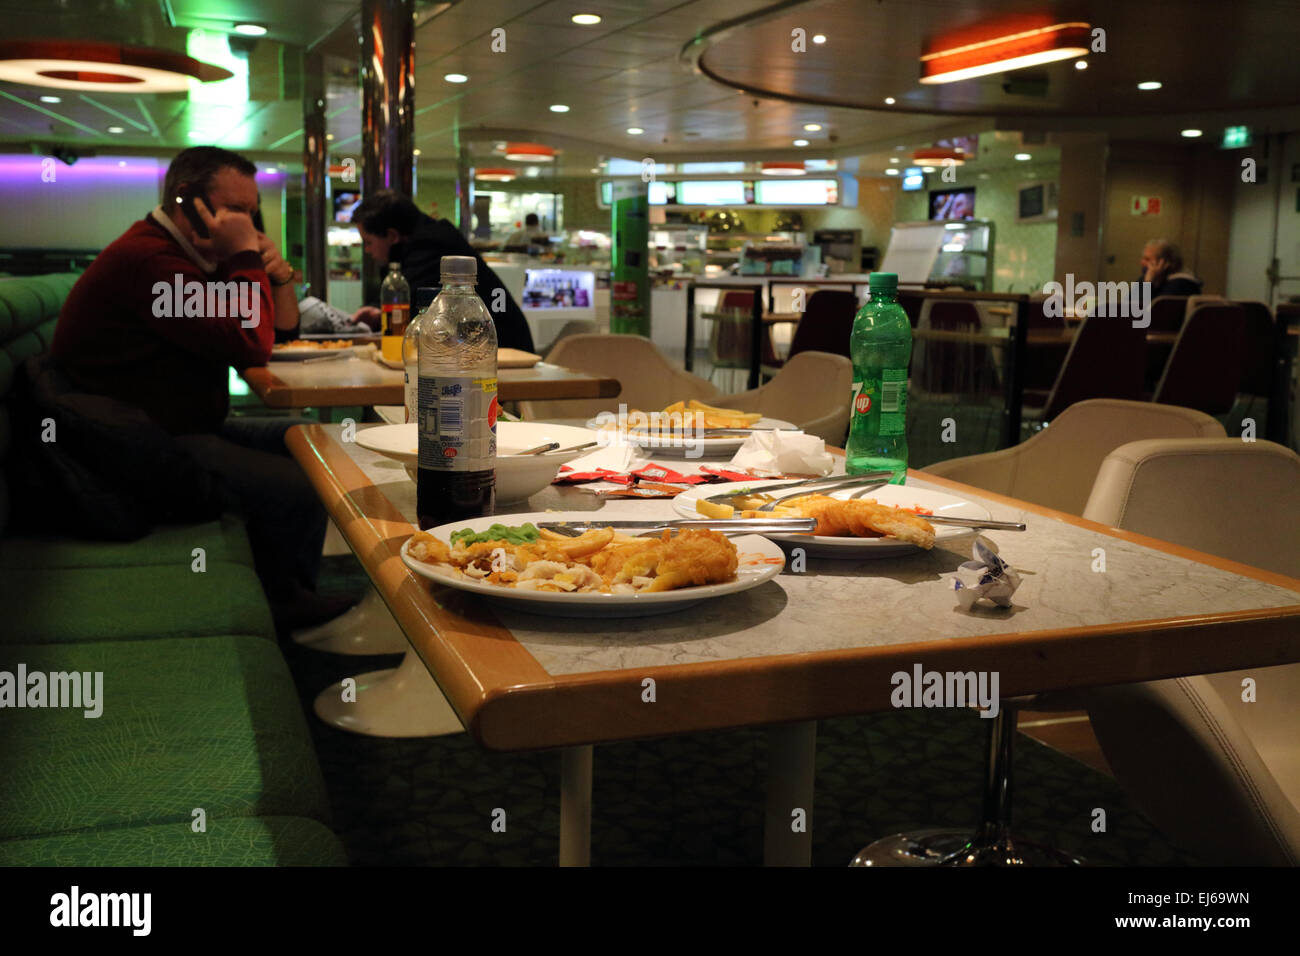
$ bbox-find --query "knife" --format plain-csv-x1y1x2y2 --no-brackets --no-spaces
537,517,818,536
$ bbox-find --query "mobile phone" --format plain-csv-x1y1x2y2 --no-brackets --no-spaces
176,185,211,238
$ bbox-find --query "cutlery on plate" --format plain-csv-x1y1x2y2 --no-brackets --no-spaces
303,351,355,364
545,440,599,455
519,441,560,455
923,515,1026,531
702,471,894,508
756,479,891,512
538,517,817,537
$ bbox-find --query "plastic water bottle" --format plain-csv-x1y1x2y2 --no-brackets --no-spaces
416,256,498,528
403,286,438,423
380,261,410,364
846,272,912,483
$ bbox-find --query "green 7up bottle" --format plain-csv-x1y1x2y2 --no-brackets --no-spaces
846,272,912,483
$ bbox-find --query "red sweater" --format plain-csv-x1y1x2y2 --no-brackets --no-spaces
51,214,274,434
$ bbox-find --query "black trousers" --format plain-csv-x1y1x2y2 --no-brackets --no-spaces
175,417,326,599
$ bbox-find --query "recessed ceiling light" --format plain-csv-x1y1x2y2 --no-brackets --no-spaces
233,23,267,36
812,35,826,44
884,96,896,105
793,138,809,147
413,148,422,156
444,73,468,83
1074,59,1088,70
978,173,990,179
106,125,124,134
571,14,601,25
325,133,334,140
889,157,900,163
885,168,900,176
1181,128,1203,138
1014,152,1031,160
627,127,644,135
803,123,822,131
549,104,570,113
39,95,61,103
922,166,936,173
1137,81,1162,91
589,167,599,174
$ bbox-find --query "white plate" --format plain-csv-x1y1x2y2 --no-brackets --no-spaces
585,415,800,457
355,421,600,502
672,480,992,558
400,513,786,617
269,344,363,361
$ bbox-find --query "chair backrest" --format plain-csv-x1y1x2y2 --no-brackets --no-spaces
1233,300,1275,395
787,289,857,359
718,290,756,314
921,398,1224,514
1079,438,1300,865
1026,293,1065,330
1148,295,1187,333
518,333,719,422
1153,302,1247,414
737,350,851,442
1041,314,1147,420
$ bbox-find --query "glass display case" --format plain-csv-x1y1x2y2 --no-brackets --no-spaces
649,224,707,275
880,219,996,292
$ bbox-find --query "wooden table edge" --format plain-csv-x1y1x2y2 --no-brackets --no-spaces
288,426,1300,752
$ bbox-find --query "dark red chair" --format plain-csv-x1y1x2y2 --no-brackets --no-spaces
1143,295,1189,393
1153,303,1248,415
1235,300,1276,396
786,289,858,360
1027,314,1147,422
913,299,989,396
1021,294,1070,403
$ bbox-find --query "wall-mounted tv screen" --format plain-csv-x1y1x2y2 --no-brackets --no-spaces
333,190,362,223
901,167,925,191
929,187,975,220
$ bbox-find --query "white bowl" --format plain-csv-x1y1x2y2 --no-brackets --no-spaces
354,421,600,503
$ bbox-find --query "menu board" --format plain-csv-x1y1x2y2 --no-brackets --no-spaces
753,179,839,205
675,180,747,205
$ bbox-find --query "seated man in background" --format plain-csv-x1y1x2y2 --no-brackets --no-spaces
351,190,535,352
50,145,352,631
1139,239,1203,297
502,212,548,251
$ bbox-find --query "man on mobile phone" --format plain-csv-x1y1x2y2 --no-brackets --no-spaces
49,146,353,630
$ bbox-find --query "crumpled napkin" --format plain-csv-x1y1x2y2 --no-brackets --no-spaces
560,440,636,474
729,430,834,477
952,536,1022,609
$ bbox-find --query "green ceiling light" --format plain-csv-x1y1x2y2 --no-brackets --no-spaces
233,24,267,37
186,30,248,107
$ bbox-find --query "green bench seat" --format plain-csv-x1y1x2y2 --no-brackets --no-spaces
0,513,255,570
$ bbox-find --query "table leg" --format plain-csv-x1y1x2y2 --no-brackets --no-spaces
763,721,816,866
559,745,593,867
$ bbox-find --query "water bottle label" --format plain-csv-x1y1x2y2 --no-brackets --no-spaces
417,375,498,471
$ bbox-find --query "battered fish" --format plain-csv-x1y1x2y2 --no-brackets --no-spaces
605,528,739,592
774,494,936,549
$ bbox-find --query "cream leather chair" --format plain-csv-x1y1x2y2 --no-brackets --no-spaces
1079,438,1300,865
719,351,853,445
518,333,719,423
919,399,1226,515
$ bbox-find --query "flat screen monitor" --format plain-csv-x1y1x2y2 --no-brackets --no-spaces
929,187,975,220
901,167,925,191
333,190,362,223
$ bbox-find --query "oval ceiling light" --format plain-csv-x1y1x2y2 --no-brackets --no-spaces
233,23,267,36
803,123,822,131
0,39,233,92
884,168,900,176
549,104,570,112
571,14,601,25
106,125,124,133
413,148,422,156
1074,59,1088,70
793,138,809,147
476,168,516,182
1180,128,1203,138
39,94,61,103
1014,152,1032,160
919,21,1090,84
762,162,806,176
627,127,644,135
889,157,900,163
812,35,827,44
444,73,468,83
884,96,896,105
1137,80,1162,91
922,166,937,173
913,147,965,166
504,141,555,161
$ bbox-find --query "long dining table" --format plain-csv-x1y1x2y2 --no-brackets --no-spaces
287,422,1300,866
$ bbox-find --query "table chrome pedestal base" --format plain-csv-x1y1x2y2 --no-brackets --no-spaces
313,651,464,738
292,586,409,655
850,826,1084,867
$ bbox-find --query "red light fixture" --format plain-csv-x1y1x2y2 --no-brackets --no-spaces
475,168,517,182
761,162,806,176
912,147,966,166
0,39,232,92
503,142,555,162
919,21,1090,84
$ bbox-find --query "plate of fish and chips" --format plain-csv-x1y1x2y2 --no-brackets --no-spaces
400,513,786,616
587,399,799,456
672,481,992,557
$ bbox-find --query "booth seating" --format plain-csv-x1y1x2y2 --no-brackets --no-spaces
0,273,346,866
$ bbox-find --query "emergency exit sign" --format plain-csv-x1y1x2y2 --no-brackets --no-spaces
1131,196,1161,216
1221,126,1252,149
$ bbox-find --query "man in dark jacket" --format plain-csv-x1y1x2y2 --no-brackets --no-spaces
1139,239,1204,297
350,191,535,352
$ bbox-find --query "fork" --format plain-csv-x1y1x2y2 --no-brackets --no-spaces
756,479,889,512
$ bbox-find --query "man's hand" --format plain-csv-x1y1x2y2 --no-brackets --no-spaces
353,306,381,328
257,232,294,285
192,196,259,262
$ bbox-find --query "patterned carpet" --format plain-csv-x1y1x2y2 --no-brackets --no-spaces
279,555,1202,867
